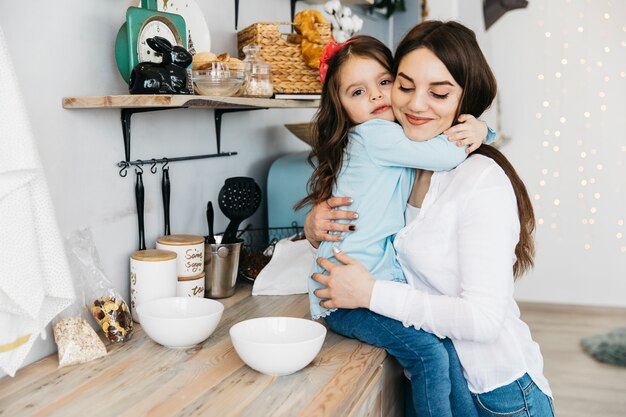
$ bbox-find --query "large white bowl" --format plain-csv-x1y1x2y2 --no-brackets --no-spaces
229,317,327,376
136,297,224,349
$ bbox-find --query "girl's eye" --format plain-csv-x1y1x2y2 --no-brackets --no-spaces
352,89,365,97
431,92,449,99
380,79,392,86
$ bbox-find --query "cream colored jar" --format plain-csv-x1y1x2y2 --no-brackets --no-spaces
130,249,177,323
156,234,205,277
177,272,205,298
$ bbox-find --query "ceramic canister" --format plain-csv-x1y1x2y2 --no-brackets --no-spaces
130,249,178,323
156,234,205,277
177,271,205,298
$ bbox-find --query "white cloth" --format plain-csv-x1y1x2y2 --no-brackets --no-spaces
0,26,74,376
370,155,552,396
252,236,314,296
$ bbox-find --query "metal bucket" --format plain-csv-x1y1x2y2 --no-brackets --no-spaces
204,240,242,299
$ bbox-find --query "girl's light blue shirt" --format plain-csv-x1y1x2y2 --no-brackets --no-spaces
309,119,496,319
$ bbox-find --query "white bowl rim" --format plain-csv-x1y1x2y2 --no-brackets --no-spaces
136,296,224,321
229,316,327,347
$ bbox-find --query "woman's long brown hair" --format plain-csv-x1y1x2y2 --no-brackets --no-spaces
294,36,394,211
396,21,535,278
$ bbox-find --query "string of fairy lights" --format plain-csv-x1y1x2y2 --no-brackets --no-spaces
531,0,625,253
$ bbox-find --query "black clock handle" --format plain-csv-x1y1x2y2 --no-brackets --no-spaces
135,169,146,251
162,167,171,236
235,0,239,29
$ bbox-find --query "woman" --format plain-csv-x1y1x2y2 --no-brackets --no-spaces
307,21,555,417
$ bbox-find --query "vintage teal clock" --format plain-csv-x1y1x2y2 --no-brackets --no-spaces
115,0,187,83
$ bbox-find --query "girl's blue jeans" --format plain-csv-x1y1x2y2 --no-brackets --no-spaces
324,308,478,417
471,373,555,417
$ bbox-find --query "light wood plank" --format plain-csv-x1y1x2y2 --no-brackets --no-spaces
62,95,319,109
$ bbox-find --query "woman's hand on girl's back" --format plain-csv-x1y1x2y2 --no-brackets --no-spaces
304,196,359,248
312,247,375,309
444,114,488,153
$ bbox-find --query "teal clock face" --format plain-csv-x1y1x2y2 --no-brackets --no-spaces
115,7,187,83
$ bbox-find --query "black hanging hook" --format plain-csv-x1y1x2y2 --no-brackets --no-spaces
134,160,144,174
162,157,169,172
118,161,130,177
150,158,158,174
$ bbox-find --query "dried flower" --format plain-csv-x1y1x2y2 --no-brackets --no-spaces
324,0,364,43
325,0,342,14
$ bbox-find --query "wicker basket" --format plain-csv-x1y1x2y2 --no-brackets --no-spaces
237,22,333,94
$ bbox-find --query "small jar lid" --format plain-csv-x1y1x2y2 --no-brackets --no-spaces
131,249,177,262
157,234,205,246
178,271,206,282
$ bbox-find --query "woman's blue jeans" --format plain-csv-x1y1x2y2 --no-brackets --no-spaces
324,308,477,417
472,373,555,417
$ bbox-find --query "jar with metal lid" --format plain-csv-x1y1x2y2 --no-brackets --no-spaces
239,44,273,98
156,234,205,277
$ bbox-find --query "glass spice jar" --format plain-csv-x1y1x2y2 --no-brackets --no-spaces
239,44,273,98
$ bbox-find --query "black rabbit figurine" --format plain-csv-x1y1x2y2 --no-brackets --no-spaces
129,36,193,95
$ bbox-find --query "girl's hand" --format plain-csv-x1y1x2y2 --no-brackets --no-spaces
312,247,375,309
304,197,358,248
444,114,488,153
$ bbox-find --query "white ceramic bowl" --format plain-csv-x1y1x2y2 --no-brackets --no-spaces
136,297,224,349
229,317,327,376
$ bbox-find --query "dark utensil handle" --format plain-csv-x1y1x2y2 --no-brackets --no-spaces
222,220,241,244
206,201,216,244
135,170,146,250
162,168,171,235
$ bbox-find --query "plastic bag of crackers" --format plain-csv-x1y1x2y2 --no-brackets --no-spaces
65,230,133,345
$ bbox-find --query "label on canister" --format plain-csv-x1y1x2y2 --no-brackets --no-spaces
177,271,205,297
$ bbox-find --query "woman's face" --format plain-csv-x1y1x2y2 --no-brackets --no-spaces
391,47,462,141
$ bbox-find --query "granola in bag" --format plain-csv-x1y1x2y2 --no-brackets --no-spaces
53,317,107,367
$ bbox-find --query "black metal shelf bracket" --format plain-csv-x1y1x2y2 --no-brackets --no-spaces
121,108,174,162
118,106,268,177
214,107,267,153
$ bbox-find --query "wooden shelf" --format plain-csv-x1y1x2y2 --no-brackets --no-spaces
62,94,320,110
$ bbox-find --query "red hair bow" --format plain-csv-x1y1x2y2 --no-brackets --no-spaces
319,39,352,84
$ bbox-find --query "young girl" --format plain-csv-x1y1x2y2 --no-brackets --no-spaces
297,36,495,417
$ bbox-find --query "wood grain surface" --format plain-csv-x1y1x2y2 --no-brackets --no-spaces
0,286,398,417
62,95,320,109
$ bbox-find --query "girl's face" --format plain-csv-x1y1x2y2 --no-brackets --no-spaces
338,56,395,125
391,48,462,141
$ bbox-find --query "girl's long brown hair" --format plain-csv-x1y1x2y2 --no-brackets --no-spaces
294,36,394,211
396,21,535,278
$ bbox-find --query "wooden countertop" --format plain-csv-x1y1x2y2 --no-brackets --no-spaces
0,285,395,417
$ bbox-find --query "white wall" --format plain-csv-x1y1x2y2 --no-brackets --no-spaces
429,0,626,307
0,0,405,375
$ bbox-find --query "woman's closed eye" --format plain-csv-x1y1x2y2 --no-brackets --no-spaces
397,83,414,92
431,91,450,99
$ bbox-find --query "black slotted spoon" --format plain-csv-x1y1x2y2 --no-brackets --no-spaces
218,177,262,244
